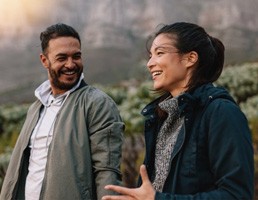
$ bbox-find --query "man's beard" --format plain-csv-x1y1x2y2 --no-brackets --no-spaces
48,64,83,91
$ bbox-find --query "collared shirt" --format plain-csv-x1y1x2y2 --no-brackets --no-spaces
25,94,64,200
25,74,84,200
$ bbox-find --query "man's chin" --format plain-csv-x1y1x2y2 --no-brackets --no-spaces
54,80,78,91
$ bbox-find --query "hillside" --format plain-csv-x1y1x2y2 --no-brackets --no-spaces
0,0,258,103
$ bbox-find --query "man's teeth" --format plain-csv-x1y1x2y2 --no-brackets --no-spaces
63,71,75,75
153,71,162,76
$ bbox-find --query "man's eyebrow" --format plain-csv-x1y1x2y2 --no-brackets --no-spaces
55,53,67,57
55,52,82,57
74,52,82,55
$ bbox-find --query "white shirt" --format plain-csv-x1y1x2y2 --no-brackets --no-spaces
25,74,84,200
25,94,64,200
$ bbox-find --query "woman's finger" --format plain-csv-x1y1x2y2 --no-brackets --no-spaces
105,185,133,195
102,194,133,200
139,165,150,184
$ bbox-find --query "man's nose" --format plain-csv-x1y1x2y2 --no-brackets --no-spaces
65,57,76,68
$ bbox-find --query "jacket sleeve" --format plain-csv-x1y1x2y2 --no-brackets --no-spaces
87,91,124,200
155,99,254,200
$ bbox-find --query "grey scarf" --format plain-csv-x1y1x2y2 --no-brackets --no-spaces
152,97,184,192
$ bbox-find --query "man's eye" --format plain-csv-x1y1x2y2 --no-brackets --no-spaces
73,55,81,60
57,57,66,61
157,51,164,55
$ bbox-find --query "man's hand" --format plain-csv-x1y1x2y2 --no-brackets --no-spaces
102,165,155,200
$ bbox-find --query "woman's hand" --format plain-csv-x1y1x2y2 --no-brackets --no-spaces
102,165,155,200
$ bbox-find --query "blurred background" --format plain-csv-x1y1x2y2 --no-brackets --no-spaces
0,0,258,103
0,0,258,197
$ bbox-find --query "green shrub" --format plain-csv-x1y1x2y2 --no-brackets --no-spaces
216,62,258,103
0,62,258,190
0,104,29,153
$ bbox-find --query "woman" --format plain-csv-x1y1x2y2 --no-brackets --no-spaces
102,22,254,199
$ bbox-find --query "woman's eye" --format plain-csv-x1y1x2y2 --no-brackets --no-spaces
157,51,164,55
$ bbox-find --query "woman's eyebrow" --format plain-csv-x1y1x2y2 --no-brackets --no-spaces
152,42,176,50
153,45,177,53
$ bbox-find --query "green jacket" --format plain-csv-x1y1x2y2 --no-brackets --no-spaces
0,81,124,200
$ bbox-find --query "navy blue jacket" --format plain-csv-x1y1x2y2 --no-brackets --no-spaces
141,83,254,199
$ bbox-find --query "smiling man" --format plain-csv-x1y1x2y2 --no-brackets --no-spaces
41,37,83,93
0,23,124,200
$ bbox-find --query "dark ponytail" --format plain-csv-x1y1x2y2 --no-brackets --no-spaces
209,35,225,82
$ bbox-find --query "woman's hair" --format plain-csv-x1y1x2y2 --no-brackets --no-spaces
40,23,81,54
148,22,225,92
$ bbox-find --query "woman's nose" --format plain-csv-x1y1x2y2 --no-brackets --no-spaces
147,56,155,69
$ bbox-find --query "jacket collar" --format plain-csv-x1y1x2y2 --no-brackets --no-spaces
141,93,170,116
34,73,85,106
141,83,236,117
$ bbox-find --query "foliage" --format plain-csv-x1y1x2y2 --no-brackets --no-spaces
0,148,12,189
216,62,258,103
240,95,258,122
0,62,258,190
97,80,156,136
0,104,29,153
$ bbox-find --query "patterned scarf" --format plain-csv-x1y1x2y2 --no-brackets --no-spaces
152,97,184,192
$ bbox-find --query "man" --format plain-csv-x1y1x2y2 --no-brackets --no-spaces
0,23,124,200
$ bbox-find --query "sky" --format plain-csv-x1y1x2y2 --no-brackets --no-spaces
0,0,54,35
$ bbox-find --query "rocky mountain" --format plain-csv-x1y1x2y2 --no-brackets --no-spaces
0,0,258,103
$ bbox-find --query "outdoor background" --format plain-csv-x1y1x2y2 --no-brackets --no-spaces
0,0,258,198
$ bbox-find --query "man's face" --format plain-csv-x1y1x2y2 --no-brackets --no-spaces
40,36,83,95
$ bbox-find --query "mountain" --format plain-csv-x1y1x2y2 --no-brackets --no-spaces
0,0,258,103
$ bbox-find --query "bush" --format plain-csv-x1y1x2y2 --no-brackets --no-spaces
216,62,258,103
0,62,258,190
0,147,12,190
0,104,29,153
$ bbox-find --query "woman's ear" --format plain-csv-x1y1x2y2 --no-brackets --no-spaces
182,51,198,68
185,51,198,68
40,53,49,69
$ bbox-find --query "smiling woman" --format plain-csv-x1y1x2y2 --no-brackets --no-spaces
101,22,254,200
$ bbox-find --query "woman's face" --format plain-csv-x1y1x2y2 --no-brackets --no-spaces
147,34,193,96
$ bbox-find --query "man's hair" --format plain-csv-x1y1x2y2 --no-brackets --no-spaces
40,23,81,54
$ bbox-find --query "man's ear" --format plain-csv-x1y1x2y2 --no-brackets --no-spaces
185,51,198,68
40,53,49,69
